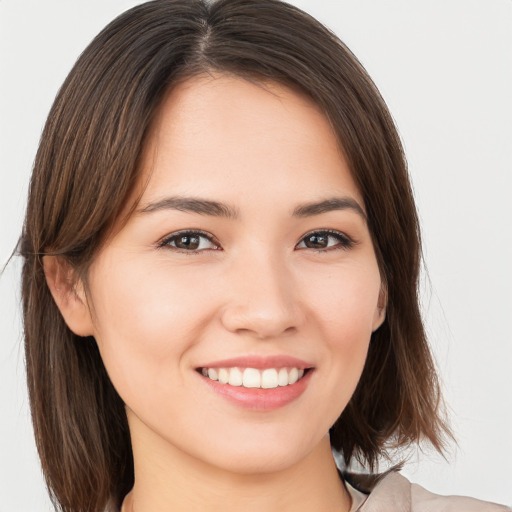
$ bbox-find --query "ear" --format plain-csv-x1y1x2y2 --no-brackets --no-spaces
372,282,387,332
43,255,94,337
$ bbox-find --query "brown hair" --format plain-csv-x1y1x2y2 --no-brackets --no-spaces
20,0,450,510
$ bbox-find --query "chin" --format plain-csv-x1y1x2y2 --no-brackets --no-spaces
206,446,308,475
193,428,327,476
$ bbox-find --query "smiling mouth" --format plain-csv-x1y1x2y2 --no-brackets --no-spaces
197,367,312,389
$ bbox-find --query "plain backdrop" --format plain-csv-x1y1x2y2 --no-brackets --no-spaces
1,0,511,510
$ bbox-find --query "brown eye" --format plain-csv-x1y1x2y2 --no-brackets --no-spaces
296,230,353,251
160,231,219,252
303,233,329,249
175,234,201,250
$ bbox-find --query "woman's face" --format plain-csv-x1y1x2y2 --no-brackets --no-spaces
83,74,385,474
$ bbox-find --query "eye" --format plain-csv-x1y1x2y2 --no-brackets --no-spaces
158,230,220,252
296,230,354,251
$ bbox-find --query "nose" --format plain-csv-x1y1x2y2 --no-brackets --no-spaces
220,251,304,340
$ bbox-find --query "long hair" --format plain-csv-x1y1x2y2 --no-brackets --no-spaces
20,1,450,510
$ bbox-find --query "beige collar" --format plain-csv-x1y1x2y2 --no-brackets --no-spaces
344,470,410,512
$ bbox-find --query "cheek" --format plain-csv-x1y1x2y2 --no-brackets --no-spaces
302,260,381,341
86,254,216,393
300,260,380,394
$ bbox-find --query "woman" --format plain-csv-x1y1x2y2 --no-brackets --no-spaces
13,0,510,511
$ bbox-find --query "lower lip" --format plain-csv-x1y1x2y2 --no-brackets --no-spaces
199,370,313,411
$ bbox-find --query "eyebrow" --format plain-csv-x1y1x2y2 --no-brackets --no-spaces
138,197,239,219
292,197,366,220
138,195,366,221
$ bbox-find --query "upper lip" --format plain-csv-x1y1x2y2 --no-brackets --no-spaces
197,355,314,370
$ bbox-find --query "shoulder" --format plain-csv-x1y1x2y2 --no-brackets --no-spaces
343,470,511,512
410,481,511,512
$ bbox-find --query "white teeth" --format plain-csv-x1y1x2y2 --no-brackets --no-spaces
278,368,289,386
228,367,243,386
201,366,307,389
261,368,278,389
218,368,229,384
243,368,261,388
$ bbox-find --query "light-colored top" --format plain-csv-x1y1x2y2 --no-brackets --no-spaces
345,471,511,512
346,480,369,511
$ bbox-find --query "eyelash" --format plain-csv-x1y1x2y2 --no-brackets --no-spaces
157,229,355,254
296,229,355,252
157,230,221,254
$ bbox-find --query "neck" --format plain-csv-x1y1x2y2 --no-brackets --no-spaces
123,417,351,512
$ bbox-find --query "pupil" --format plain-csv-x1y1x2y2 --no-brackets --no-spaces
306,234,327,248
177,235,200,250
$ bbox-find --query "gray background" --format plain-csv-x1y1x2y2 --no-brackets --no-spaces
1,0,511,509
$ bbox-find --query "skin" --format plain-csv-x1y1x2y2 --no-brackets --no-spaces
46,74,386,512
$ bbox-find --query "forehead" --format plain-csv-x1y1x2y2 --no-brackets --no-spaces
136,73,362,212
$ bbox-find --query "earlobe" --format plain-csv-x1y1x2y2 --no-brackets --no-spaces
43,255,94,337
372,283,387,332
